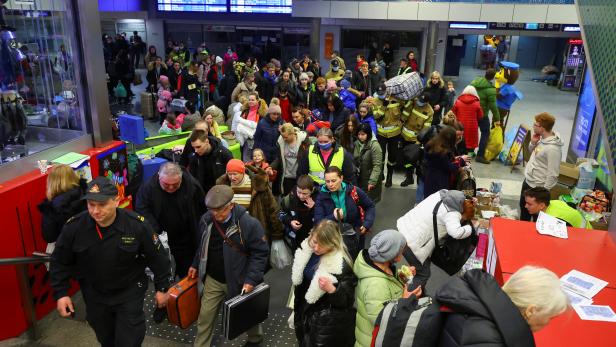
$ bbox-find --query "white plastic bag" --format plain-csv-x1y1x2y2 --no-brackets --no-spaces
270,239,293,270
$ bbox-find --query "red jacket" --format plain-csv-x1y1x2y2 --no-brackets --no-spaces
452,94,484,149
279,96,293,123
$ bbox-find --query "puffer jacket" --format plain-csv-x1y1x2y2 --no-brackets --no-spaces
470,77,500,122
524,134,564,190
253,114,284,164
314,182,376,230
451,94,483,149
353,250,404,347
435,269,536,347
292,239,357,347
37,180,87,243
397,190,472,264
353,139,382,203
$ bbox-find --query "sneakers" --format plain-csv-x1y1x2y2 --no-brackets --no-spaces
475,156,490,164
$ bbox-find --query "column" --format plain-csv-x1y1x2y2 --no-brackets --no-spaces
310,18,320,60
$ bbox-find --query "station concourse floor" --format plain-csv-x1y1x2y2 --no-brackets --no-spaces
0,66,577,347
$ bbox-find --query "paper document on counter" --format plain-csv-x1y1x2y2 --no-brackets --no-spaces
563,288,593,306
561,270,608,299
536,211,568,239
573,304,616,322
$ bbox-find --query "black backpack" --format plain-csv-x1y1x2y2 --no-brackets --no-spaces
372,295,442,347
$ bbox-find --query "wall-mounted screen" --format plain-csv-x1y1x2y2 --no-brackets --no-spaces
569,68,596,160
230,0,292,13
157,0,227,13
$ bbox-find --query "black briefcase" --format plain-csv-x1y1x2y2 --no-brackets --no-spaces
222,283,270,340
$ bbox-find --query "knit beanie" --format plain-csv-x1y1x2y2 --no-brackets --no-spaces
226,159,245,174
368,229,407,263
268,98,282,114
159,75,169,84
439,189,466,213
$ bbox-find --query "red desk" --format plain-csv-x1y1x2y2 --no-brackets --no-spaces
490,218,616,347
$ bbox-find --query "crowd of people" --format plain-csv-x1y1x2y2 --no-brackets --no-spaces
40,38,575,347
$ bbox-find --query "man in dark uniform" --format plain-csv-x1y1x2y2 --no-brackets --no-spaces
50,177,173,347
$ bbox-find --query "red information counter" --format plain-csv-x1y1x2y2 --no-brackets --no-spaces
0,141,127,340
489,218,616,347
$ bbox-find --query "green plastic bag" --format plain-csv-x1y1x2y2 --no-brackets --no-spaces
485,125,504,161
114,82,127,98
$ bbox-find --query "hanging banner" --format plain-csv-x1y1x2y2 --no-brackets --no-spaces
324,32,334,59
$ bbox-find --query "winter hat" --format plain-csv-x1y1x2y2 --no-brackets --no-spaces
326,79,338,93
339,79,351,89
159,75,169,84
226,159,245,174
439,189,466,213
215,56,223,64
268,98,282,114
376,83,387,99
330,59,340,68
368,229,407,263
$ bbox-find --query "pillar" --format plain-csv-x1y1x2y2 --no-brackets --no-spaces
424,21,438,76
310,18,320,60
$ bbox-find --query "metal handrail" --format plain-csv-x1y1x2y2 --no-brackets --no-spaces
0,253,51,266
1,252,53,341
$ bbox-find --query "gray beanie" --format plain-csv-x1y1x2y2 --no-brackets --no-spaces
368,229,407,263
439,189,466,213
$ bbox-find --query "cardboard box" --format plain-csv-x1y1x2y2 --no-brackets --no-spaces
475,204,500,218
590,221,608,231
550,183,572,200
558,162,579,187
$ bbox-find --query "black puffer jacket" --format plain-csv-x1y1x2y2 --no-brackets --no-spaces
293,245,357,347
37,179,87,243
435,269,536,347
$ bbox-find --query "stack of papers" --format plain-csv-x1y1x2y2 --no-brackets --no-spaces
560,270,615,322
536,211,568,239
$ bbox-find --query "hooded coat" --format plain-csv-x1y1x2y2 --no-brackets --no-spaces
524,134,564,190
292,239,357,347
353,138,383,203
397,190,472,264
451,94,484,149
353,250,404,347
435,269,536,347
470,77,500,122
253,113,284,164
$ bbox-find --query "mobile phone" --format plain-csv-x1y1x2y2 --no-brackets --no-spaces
66,307,75,318
406,277,422,293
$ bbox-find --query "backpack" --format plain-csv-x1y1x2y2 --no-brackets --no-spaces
417,124,444,146
371,296,442,347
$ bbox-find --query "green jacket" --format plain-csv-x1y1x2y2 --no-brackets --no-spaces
545,200,589,229
353,139,383,203
470,77,500,122
353,250,404,347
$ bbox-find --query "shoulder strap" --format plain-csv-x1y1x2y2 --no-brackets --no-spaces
432,201,443,246
350,186,365,223
212,219,249,257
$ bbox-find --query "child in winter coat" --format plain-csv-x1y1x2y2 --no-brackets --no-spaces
445,80,456,114
159,112,184,135
246,148,276,182
451,85,484,153
278,175,316,251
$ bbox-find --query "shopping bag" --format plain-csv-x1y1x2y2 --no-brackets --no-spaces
484,125,504,161
270,239,293,270
114,82,127,98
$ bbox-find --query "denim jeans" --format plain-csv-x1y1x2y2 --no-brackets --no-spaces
476,115,491,158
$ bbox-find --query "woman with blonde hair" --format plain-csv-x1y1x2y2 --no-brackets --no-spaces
424,70,448,125
37,164,87,244
436,266,569,346
272,123,311,195
292,219,357,347
203,110,221,139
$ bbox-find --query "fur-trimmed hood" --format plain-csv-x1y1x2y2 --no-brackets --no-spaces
241,98,268,116
292,239,345,304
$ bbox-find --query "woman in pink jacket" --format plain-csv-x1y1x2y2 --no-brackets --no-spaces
451,85,484,153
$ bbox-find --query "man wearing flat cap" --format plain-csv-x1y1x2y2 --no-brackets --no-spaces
50,176,173,347
189,185,269,347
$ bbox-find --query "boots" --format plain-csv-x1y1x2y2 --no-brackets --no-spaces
400,167,414,187
385,165,394,188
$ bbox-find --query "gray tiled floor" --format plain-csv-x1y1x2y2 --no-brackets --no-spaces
1,66,578,347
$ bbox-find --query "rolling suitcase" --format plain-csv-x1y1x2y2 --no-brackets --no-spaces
222,283,270,340
140,92,155,119
167,276,200,329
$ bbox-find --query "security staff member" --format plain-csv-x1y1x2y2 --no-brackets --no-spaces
50,177,173,347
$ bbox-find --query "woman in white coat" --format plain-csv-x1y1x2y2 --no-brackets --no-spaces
397,189,474,291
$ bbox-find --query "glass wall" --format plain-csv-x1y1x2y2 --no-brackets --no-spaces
1,1,87,164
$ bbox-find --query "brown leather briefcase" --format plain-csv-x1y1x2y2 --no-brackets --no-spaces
167,276,200,329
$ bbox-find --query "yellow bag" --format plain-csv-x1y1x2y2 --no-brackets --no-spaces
485,125,504,161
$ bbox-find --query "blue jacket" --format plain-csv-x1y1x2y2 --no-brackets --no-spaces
314,183,376,230
355,113,377,137
253,114,283,163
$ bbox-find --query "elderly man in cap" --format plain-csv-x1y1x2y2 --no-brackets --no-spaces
189,185,269,347
50,177,173,347
135,162,206,278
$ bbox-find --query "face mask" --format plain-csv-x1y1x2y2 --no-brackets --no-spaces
227,49,232,54
332,67,339,72
318,142,332,151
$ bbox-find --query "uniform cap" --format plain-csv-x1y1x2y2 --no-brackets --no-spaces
82,177,118,202
499,61,520,70
205,185,234,209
